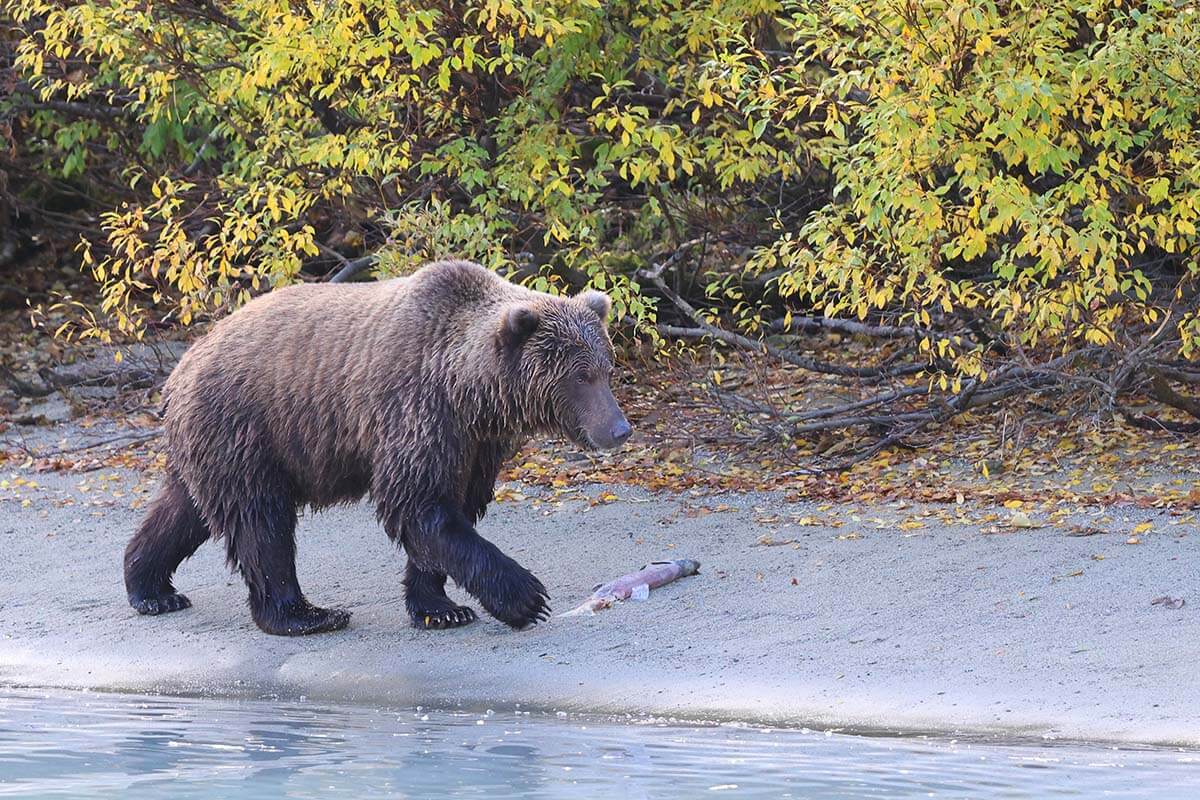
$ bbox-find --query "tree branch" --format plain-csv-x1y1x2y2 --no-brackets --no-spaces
643,253,924,379
768,316,920,339
1147,370,1200,421
327,253,377,283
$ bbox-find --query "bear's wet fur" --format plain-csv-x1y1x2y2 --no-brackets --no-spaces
124,260,630,634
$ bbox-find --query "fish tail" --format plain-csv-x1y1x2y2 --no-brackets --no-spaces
557,598,613,618
556,603,595,618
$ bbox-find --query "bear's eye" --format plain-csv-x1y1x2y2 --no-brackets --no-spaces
575,372,590,385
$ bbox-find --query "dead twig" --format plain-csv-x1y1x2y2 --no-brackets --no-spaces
3,429,161,458
821,378,983,470
2,359,165,399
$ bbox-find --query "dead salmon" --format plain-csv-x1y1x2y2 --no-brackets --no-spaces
558,559,701,617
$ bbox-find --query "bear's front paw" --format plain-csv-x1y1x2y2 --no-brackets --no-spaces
482,566,550,630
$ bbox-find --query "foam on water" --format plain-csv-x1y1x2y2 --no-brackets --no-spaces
0,689,1197,799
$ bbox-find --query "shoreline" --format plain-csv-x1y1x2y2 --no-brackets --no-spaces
2,464,1198,749
1,684,1193,753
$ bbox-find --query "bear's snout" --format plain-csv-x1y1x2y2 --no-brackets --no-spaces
588,410,631,450
609,418,632,447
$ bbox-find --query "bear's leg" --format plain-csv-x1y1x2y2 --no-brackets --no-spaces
221,491,351,636
402,561,477,629
401,501,549,629
125,471,209,616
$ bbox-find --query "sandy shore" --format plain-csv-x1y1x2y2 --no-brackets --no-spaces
1,456,1197,746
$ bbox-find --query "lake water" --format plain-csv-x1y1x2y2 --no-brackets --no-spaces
1,689,1197,799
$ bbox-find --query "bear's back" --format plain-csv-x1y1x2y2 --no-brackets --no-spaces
159,261,533,488
164,260,523,403
164,277,403,409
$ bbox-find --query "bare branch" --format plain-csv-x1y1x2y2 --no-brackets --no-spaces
1119,407,1200,434
1,362,162,399
1,366,55,398
643,251,925,379
654,322,923,379
790,385,929,423
1147,370,1200,421
328,253,377,283
768,316,920,339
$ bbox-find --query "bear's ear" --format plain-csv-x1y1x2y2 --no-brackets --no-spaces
499,304,540,347
577,289,612,325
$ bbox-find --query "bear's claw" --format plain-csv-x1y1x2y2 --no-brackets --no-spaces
411,604,477,630
484,566,551,630
131,592,192,616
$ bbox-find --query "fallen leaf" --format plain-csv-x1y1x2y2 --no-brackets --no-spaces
590,490,618,506
1008,510,1040,528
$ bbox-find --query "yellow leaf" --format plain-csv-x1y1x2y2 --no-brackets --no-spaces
1008,511,1037,529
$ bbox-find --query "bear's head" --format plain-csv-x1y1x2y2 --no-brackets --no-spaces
499,289,632,450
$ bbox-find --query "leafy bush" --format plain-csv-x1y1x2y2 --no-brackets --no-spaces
7,0,790,336
5,0,1200,448
753,0,1200,379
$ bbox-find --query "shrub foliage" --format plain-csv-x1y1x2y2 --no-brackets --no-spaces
4,0,1200,450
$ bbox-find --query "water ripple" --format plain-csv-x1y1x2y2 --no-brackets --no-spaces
0,690,1196,799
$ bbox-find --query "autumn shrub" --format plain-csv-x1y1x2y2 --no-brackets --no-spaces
4,0,1200,457
6,0,792,334
751,1,1200,385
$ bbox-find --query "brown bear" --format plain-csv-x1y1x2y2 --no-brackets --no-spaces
123,259,631,635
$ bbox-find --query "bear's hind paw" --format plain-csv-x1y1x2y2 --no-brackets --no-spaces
255,601,351,636
130,592,192,616
410,604,477,630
